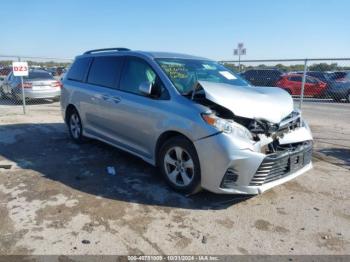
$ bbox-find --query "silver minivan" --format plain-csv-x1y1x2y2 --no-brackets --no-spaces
61,48,313,194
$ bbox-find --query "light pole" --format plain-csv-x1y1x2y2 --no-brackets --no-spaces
234,43,246,72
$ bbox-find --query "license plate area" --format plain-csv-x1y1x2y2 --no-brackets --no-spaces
32,86,51,91
290,153,304,171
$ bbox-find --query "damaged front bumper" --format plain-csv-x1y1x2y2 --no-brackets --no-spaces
194,125,313,195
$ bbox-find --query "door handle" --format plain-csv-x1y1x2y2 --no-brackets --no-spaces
110,96,121,103
101,94,110,100
99,94,121,103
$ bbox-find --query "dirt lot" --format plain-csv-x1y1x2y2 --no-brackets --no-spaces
0,100,349,255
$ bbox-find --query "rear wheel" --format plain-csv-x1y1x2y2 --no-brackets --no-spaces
158,136,201,194
347,92,350,103
332,96,342,103
67,109,84,143
11,90,20,101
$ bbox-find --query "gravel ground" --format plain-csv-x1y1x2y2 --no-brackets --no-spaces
0,100,349,255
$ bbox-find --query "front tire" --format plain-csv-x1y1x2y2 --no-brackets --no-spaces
67,109,84,143
158,136,201,194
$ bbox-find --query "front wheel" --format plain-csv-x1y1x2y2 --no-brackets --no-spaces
158,137,201,194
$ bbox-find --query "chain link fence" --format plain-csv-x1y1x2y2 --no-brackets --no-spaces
0,55,72,115
1,56,350,116
221,58,350,109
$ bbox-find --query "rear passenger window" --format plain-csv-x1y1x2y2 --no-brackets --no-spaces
67,57,91,82
87,56,124,88
119,58,157,95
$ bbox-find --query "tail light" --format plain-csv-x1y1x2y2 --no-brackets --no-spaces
17,82,32,88
51,81,62,88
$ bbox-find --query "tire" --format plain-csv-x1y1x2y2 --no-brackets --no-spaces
332,96,341,103
158,136,201,194
0,88,5,99
347,92,350,103
11,90,25,102
52,96,60,102
67,108,84,143
0,85,4,96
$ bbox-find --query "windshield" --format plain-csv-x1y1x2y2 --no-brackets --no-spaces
156,58,248,94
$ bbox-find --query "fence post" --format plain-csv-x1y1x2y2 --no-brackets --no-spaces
238,56,241,72
299,59,308,110
18,57,26,115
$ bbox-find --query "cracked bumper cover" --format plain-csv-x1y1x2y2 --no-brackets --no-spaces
194,126,313,194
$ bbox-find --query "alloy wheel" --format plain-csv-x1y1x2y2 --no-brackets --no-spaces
163,146,194,187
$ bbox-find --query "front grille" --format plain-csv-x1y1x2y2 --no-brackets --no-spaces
250,142,312,186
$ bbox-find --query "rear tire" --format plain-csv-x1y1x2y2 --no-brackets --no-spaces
346,92,350,103
11,90,20,102
67,108,84,144
158,136,201,194
52,97,60,102
333,96,341,103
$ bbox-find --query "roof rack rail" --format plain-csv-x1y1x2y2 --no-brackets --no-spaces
83,47,130,55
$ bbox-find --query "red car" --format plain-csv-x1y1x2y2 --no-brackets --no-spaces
276,74,327,97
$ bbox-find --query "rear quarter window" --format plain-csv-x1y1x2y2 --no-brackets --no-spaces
67,57,92,82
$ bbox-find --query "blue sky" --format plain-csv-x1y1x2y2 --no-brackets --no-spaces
0,0,349,60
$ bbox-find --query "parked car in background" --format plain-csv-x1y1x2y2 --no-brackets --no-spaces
325,71,350,102
300,71,350,102
46,67,67,78
1,69,61,101
0,67,12,98
46,67,57,76
61,48,313,195
0,75,6,92
332,71,350,82
0,67,12,77
276,74,327,97
240,69,283,86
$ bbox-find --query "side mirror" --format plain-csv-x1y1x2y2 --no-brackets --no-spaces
138,81,153,96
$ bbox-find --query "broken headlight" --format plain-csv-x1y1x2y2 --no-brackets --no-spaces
201,113,253,140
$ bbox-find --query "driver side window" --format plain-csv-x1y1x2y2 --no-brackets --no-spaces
119,58,157,95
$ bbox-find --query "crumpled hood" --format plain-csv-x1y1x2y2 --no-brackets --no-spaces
198,81,294,124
